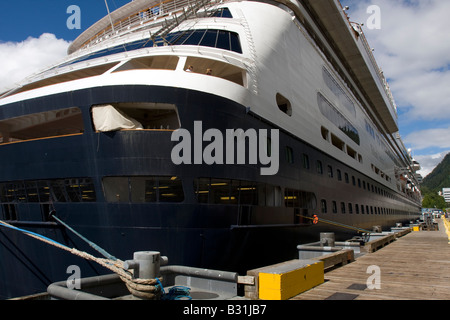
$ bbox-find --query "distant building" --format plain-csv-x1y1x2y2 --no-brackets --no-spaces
442,188,450,203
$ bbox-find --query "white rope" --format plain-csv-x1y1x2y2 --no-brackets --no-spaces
0,219,162,299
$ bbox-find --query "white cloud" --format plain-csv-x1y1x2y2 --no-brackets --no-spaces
342,0,450,176
0,33,70,93
343,0,450,121
414,151,449,178
404,126,450,177
404,127,450,151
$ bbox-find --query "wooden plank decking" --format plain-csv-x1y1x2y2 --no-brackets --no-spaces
292,219,450,300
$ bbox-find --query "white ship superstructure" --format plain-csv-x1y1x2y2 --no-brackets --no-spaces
0,0,421,299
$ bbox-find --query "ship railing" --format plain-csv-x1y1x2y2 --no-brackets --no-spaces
337,0,398,119
358,26,398,118
80,0,224,51
348,21,398,120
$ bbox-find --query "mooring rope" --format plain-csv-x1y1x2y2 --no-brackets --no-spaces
51,213,118,261
299,214,373,234
0,219,162,299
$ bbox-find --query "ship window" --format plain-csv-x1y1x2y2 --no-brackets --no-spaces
347,146,357,159
194,178,284,207
321,127,329,141
103,176,184,203
341,202,346,214
317,161,323,175
25,181,39,203
52,29,242,74
200,30,220,47
1,204,17,221
37,181,51,203
230,32,242,53
210,8,233,18
317,93,360,145
50,181,66,202
169,29,243,54
158,177,185,203
103,177,129,203
321,199,327,214
184,30,207,46
322,67,356,117
358,154,363,163
286,146,294,164
92,103,180,132
327,165,333,178
331,133,345,151
332,201,337,214
302,154,310,170
216,30,232,50
276,93,292,116
196,178,252,206
0,107,84,145
113,56,179,72
7,63,118,97
194,178,210,204
66,178,96,202
184,57,246,86
238,181,258,205
284,188,317,210
0,178,96,204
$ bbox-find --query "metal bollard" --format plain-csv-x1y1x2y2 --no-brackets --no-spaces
320,232,335,247
124,251,169,279
372,225,382,233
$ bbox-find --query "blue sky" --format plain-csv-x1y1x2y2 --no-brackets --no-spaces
340,0,450,177
0,0,129,42
0,0,449,177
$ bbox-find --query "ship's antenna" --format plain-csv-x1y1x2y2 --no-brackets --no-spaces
104,0,115,33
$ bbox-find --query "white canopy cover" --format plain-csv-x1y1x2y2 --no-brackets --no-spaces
92,104,143,132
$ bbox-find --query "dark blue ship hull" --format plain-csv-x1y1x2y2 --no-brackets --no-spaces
0,85,420,298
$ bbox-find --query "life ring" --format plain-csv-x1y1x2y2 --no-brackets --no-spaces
313,215,319,224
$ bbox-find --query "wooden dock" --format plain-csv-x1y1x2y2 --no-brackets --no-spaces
292,219,450,300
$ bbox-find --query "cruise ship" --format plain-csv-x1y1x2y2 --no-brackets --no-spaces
0,0,421,298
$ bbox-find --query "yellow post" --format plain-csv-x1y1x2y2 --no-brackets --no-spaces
259,260,324,300
442,216,450,244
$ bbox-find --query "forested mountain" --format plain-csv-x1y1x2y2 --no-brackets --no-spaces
420,153,450,208
421,153,450,192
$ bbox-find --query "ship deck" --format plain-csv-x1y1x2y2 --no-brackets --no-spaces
292,218,450,300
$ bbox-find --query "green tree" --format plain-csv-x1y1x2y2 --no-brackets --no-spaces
422,192,447,210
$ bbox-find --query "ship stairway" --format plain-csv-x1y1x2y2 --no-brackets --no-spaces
234,6,259,94
151,0,218,46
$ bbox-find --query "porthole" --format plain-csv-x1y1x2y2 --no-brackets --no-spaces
276,93,292,116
